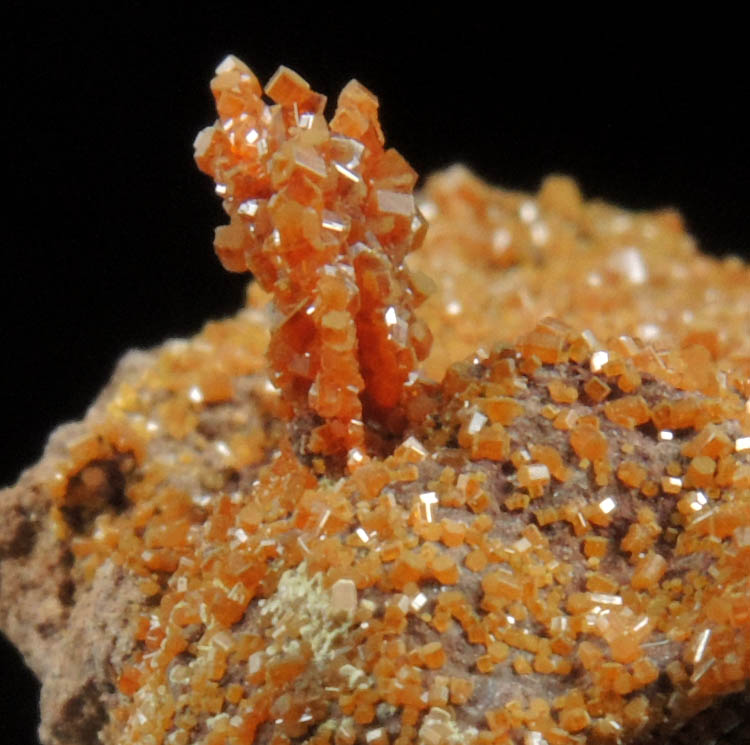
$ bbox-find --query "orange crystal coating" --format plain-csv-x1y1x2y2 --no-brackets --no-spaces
29,58,750,745
195,56,431,458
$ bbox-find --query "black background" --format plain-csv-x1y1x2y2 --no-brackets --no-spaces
2,5,748,743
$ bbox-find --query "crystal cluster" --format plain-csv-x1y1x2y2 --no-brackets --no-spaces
411,168,750,386
45,295,750,745
194,58,432,460
7,55,749,745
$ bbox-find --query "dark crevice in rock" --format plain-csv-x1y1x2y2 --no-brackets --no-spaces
51,680,107,745
57,579,75,608
0,508,38,558
60,457,130,534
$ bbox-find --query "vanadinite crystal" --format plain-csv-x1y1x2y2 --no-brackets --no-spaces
194,57,431,461
1,55,749,745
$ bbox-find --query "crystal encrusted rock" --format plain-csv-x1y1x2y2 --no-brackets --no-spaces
1,55,749,745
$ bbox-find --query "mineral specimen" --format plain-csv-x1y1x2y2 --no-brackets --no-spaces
1,56,748,745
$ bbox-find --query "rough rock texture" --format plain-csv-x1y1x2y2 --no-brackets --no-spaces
1,351,152,743
1,302,277,743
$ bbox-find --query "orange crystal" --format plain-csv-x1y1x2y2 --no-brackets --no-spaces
195,57,431,459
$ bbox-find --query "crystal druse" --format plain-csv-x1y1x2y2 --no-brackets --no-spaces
1,55,749,745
